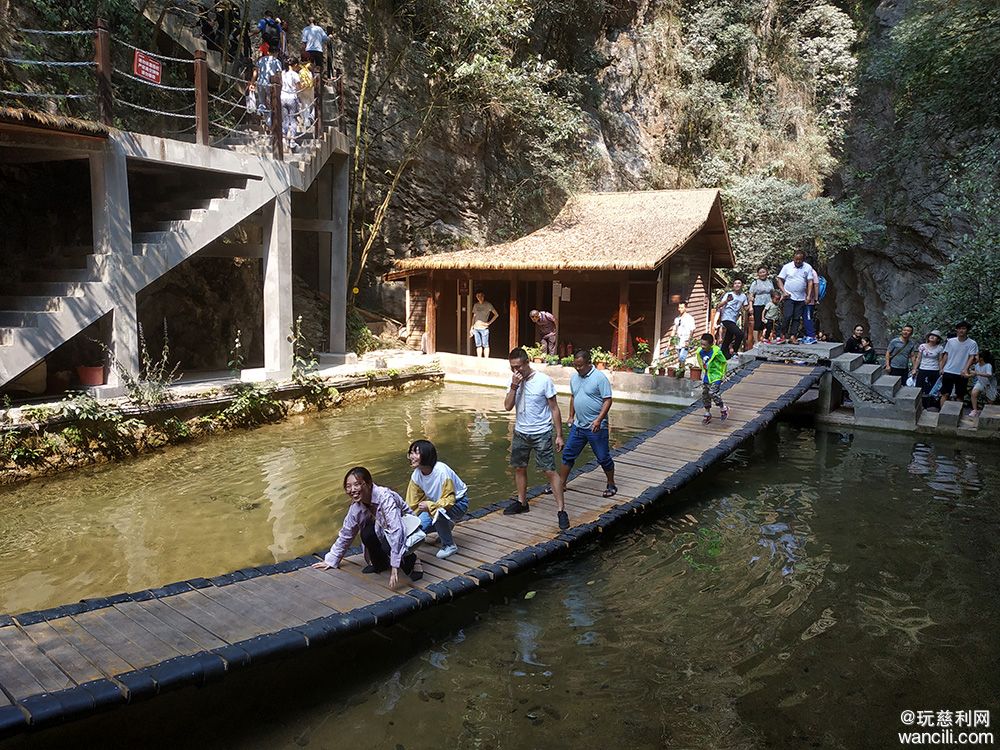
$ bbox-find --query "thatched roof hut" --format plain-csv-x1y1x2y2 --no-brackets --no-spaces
0,107,109,139
389,189,735,358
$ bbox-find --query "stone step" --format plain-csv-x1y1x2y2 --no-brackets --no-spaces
853,363,883,385
0,295,62,312
22,267,98,283
874,374,902,399
893,386,923,413
831,353,863,372
8,281,87,298
937,400,964,428
0,310,38,327
978,405,1000,430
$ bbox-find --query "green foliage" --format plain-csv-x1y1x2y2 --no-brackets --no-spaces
0,430,48,469
227,329,246,378
722,176,880,278
104,323,181,408
219,384,286,429
560,356,574,367
289,316,338,407
347,307,380,355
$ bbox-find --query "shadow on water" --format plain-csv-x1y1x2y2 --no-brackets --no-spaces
2,414,1000,749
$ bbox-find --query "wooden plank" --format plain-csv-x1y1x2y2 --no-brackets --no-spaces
297,565,388,606
160,589,263,644
451,529,519,558
45,616,133,678
283,569,372,612
0,637,47,701
466,519,549,547
73,608,179,670
112,601,205,657
21,621,106,686
133,598,228,651
197,583,303,631
0,625,74,694
240,575,338,622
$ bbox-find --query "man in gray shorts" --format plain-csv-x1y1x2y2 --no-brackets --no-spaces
503,347,569,529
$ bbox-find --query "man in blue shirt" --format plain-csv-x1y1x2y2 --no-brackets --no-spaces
558,349,617,498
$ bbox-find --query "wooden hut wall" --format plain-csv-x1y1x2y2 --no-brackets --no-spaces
406,276,428,349
550,279,657,354
659,242,713,352
437,280,459,354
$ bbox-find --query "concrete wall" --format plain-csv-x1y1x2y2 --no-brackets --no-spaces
437,352,700,406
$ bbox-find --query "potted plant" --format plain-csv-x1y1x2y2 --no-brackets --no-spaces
545,354,560,366
77,338,106,387
624,355,647,374
591,347,610,370
635,337,653,366
524,343,543,363
560,356,574,367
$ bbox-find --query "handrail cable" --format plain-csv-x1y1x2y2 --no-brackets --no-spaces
18,28,94,36
0,57,95,67
0,89,93,99
113,68,196,92
111,36,194,64
114,97,197,119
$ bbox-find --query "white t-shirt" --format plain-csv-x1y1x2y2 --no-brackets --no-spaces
514,370,557,435
719,291,748,323
406,461,468,512
301,24,328,52
280,69,300,98
778,261,815,302
472,301,497,329
942,336,978,375
673,313,696,346
916,343,944,371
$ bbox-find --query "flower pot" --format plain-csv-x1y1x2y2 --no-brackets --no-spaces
688,367,702,382
532,357,544,363
667,367,676,377
596,362,607,370
77,365,105,386
632,367,645,374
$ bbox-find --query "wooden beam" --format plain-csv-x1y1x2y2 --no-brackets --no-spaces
652,267,664,360
509,276,519,351
616,280,629,358
425,275,438,354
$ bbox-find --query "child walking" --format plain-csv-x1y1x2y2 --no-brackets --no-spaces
970,350,996,417
763,290,782,342
698,333,729,424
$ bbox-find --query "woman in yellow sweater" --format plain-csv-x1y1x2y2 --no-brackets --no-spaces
405,440,470,560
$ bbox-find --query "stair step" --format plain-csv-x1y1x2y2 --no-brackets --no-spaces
853,364,883,385
133,231,171,244
22,268,98,283
0,310,39,327
874,374,902,399
8,281,87,297
0,295,62,312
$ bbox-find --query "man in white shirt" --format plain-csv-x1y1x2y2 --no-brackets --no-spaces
300,17,328,69
503,347,568,529
670,301,697,367
776,250,816,340
939,321,978,409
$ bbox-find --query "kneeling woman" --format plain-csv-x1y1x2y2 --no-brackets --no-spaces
312,466,422,586
406,440,469,559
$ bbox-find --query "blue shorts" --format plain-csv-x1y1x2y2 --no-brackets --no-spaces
473,328,490,348
417,494,470,531
562,424,614,471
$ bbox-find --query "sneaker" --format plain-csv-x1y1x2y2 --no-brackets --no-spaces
772,337,785,344
801,336,817,344
436,544,459,559
361,564,387,574
720,405,730,422
557,510,569,530
969,410,981,418
503,499,530,515
702,413,712,425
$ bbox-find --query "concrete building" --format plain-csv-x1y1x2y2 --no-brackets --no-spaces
0,106,350,394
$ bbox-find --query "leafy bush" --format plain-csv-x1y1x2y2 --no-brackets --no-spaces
347,307,380,356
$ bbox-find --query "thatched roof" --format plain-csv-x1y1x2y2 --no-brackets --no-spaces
390,189,734,276
0,107,109,138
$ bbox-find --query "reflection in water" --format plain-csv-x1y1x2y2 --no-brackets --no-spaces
0,383,670,614
2,418,999,750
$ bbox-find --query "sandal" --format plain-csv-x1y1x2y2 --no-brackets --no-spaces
602,484,618,498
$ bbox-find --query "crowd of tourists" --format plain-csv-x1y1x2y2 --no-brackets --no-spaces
245,13,336,151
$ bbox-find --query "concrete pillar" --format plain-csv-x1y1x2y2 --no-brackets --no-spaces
97,297,138,391
328,154,349,356
263,191,293,377
816,370,842,415
90,144,132,260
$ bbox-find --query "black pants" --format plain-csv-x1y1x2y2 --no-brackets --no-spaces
782,300,806,337
889,367,908,378
360,519,415,574
915,369,939,409
721,320,743,357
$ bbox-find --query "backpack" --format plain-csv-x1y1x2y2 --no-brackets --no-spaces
817,276,828,301
260,18,281,47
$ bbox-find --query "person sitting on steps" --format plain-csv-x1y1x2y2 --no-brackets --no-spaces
405,439,469,560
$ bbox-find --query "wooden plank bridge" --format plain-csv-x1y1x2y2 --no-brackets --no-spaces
0,361,824,737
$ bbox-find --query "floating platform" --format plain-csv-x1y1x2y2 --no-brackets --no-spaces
0,361,824,737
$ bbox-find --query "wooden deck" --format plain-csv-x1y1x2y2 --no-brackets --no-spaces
0,361,824,737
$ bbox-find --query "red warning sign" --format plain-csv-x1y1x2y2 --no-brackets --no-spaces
133,50,162,84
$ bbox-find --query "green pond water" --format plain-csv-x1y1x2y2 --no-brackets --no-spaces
2,385,998,750
0,382,670,615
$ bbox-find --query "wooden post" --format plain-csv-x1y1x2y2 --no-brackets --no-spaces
270,71,282,160
652,266,664,360
551,280,561,352
314,69,323,138
617,279,629,359
194,50,209,145
509,276,519,352
425,276,437,354
94,18,112,126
